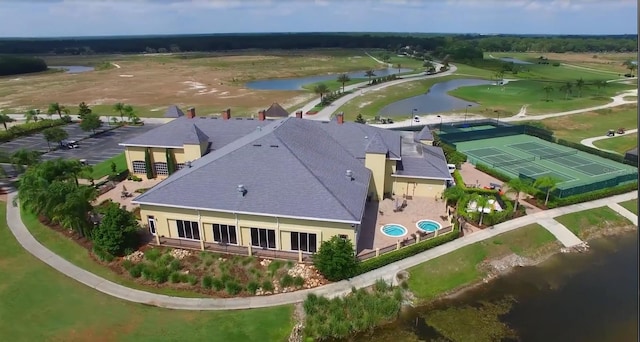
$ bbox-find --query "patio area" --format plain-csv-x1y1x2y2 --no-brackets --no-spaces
95,178,162,210
356,196,453,257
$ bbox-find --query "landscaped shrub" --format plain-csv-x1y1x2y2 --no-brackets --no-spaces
169,271,182,283
92,246,114,262
157,253,174,267
144,248,162,262
169,259,181,271
121,259,134,270
0,119,69,142
202,275,214,289
128,264,143,278
187,275,198,286
225,281,242,295
219,273,233,285
293,276,305,287
267,260,283,275
314,236,359,281
141,264,155,280
153,268,171,284
261,280,274,292
357,225,460,275
91,202,140,256
280,274,294,288
211,277,224,291
247,281,260,294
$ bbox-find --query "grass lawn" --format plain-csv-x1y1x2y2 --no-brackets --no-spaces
593,133,638,154
1,203,293,341
407,224,558,301
554,206,634,240
533,104,637,143
90,152,127,179
449,79,634,116
486,52,636,74
335,75,479,121
619,199,638,215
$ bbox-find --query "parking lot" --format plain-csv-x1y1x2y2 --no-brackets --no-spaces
40,124,159,165
0,124,95,154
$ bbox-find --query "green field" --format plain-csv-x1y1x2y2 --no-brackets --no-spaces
90,153,127,179
1,204,293,341
593,133,638,155
555,206,633,239
407,224,557,301
536,104,638,143
486,52,636,74
619,199,638,215
449,79,634,116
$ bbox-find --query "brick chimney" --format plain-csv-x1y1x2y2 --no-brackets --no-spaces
258,110,266,121
222,108,231,120
336,112,344,125
295,110,303,118
187,107,196,119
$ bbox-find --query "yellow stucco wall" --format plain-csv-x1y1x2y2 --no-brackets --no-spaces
384,159,396,196
183,144,204,161
125,146,188,179
419,139,434,146
365,152,387,201
392,177,446,198
140,205,355,252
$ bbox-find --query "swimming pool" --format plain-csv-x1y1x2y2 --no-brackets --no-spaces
380,224,408,238
416,220,442,233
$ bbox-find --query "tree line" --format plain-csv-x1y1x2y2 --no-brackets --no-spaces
0,33,635,55
0,55,48,76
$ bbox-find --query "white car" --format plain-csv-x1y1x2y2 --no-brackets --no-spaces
447,164,456,174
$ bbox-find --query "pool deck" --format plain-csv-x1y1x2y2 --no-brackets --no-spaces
357,197,452,255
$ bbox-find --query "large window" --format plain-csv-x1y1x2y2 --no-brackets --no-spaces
290,232,317,253
154,162,169,176
250,228,276,249
212,224,238,244
132,160,146,174
176,220,200,240
176,163,185,171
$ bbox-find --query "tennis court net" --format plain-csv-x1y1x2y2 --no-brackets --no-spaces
493,156,537,167
538,150,579,160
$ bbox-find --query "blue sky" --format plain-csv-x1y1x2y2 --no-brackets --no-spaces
0,0,636,37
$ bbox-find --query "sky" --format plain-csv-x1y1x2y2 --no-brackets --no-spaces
0,0,636,38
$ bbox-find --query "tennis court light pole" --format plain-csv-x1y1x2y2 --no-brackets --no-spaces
464,104,471,124
437,115,443,132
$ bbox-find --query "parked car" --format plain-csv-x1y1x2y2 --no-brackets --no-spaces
62,140,79,149
606,130,615,137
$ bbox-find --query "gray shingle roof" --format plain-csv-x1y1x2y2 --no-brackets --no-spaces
132,118,371,223
164,105,185,118
394,145,452,180
183,125,209,145
415,126,434,142
264,103,290,118
318,122,401,159
365,131,389,155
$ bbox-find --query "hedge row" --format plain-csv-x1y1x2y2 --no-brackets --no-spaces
357,225,460,275
545,181,638,208
0,117,71,142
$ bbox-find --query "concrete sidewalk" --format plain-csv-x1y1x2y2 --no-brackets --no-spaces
4,190,637,310
538,218,583,248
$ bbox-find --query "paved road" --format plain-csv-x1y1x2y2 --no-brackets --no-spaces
5,189,636,310
40,124,159,165
580,128,638,154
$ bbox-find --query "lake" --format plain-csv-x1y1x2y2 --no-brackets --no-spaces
245,67,412,91
49,65,95,73
378,78,493,116
499,57,533,65
346,232,639,342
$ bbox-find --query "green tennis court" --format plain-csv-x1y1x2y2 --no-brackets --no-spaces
455,134,638,198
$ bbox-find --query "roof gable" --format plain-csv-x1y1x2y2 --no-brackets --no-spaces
183,124,209,145
265,102,290,118
164,105,185,118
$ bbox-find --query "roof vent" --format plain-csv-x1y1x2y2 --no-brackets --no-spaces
237,184,247,197
257,126,262,131
364,136,368,139
270,144,279,148
186,160,192,168
346,169,353,180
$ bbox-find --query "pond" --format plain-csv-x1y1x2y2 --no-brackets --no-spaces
378,78,494,116
49,65,95,73
499,57,533,65
345,232,638,342
245,67,412,91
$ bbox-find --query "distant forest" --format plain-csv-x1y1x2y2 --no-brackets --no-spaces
0,55,47,76
0,33,636,56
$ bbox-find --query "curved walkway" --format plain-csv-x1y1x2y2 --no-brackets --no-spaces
580,128,638,153
5,189,637,310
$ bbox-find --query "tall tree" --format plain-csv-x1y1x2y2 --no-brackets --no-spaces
42,126,69,151
123,105,135,123
594,80,607,96
92,202,139,255
0,111,15,131
47,102,69,119
575,78,585,97
559,82,573,100
79,113,102,135
354,114,366,124
314,83,329,103
534,176,560,206
10,149,41,172
24,109,39,123
336,74,350,93
396,63,402,73
113,102,125,122
78,101,92,120
542,84,554,102
505,178,532,211
628,63,637,76
365,69,376,84
144,148,154,179
472,194,493,226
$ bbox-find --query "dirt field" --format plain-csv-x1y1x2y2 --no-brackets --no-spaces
510,52,636,74
0,50,383,117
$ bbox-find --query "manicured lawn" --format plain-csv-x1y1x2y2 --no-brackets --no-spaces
534,104,637,143
449,79,634,116
555,206,633,239
90,152,127,179
1,203,293,341
407,224,557,301
619,199,638,215
453,63,498,78
593,133,638,154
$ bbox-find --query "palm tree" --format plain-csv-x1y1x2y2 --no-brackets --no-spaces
594,80,607,96
365,69,376,84
113,102,125,122
505,178,532,211
472,194,493,226
543,84,554,102
0,111,15,131
396,63,402,73
575,78,585,97
123,105,135,123
336,74,350,93
47,102,68,119
314,83,329,103
10,149,41,172
24,109,39,123
559,82,573,100
534,176,560,206
628,63,637,76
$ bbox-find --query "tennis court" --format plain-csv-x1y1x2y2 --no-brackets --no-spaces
455,134,638,198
